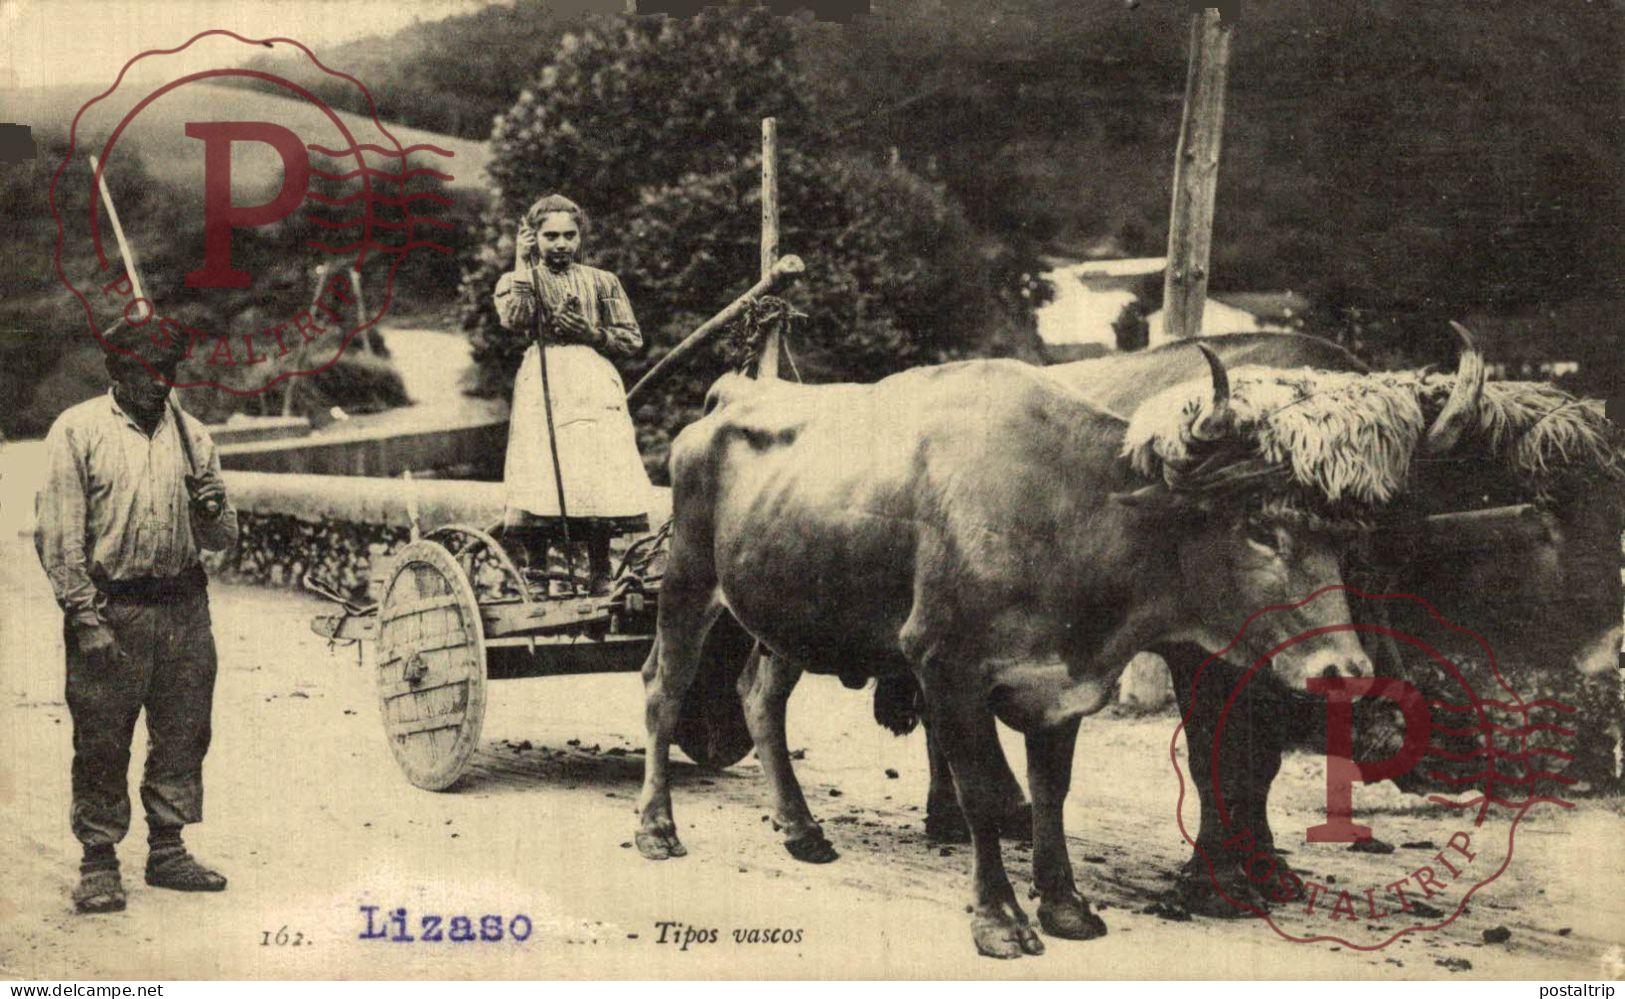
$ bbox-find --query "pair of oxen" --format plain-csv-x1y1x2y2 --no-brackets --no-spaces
631,329,1621,959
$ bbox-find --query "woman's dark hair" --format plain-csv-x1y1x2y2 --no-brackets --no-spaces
523,194,588,235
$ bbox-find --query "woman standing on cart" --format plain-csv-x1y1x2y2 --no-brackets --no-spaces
493,194,653,595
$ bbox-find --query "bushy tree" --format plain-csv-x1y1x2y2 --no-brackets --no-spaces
596,149,1032,470
459,5,1040,466
461,6,817,395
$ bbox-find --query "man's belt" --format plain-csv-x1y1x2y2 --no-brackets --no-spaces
95,564,208,603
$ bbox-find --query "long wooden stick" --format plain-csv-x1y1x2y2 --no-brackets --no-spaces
625,254,804,406
88,155,149,305
89,154,218,515
756,117,782,380
1160,8,1232,342
528,262,576,590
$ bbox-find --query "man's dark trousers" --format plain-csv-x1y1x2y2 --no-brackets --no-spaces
64,587,218,848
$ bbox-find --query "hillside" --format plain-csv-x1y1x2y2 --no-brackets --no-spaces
266,1,1622,348
8,0,1619,434
8,82,490,200
1,83,488,437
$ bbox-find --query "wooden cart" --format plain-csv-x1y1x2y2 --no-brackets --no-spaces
309,520,759,790
307,256,806,790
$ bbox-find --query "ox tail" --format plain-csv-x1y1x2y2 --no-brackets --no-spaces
873,674,922,736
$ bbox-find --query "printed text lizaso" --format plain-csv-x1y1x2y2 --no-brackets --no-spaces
358,905,532,943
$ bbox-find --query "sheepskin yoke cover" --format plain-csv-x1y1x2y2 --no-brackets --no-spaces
1122,366,1619,513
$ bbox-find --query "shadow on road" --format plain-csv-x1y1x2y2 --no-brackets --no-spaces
457,738,748,796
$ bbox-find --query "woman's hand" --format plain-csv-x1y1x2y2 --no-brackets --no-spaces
515,223,538,271
552,297,597,344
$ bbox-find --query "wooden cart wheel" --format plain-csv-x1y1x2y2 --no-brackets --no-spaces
375,539,488,790
674,611,757,769
426,524,531,605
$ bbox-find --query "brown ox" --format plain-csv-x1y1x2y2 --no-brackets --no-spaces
634,353,1374,958
907,332,1378,845
922,329,1621,915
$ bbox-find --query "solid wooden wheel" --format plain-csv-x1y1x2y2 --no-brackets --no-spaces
375,539,488,790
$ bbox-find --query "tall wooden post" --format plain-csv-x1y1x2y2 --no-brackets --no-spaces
1160,7,1232,341
1121,7,1234,713
756,117,782,379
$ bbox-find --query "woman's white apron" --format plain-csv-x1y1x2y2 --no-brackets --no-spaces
504,342,652,519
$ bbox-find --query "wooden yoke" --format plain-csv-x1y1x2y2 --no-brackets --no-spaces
624,254,805,406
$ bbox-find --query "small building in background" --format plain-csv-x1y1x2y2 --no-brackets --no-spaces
1035,256,1304,363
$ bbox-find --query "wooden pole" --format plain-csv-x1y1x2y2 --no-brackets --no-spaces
349,267,374,355
87,155,149,306
1160,7,1232,342
284,263,329,416
756,117,782,379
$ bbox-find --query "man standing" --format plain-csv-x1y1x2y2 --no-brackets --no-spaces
35,328,237,913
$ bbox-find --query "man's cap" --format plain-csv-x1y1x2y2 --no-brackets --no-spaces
102,318,186,369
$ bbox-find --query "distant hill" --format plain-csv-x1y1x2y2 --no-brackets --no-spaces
3,83,488,437
9,0,1618,433
262,0,1623,332
226,0,624,140
10,82,490,200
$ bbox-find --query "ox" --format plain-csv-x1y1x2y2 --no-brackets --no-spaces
925,329,1622,915
634,352,1375,957
906,332,1380,846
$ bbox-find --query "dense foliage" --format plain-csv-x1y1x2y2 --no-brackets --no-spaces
811,1,1623,367
459,7,1041,473
608,150,1033,466
4,135,409,437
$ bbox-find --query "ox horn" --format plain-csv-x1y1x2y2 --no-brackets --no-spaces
1189,342,1233,442
1418,321,1486,456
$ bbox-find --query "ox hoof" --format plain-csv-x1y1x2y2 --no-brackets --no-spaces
635,828,688,861
1038,892,1108,941
971,904,1044,959
924,810,971,844
1175,870,1269,919
784,830,839,864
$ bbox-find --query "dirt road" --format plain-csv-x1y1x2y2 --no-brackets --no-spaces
3,533,1621,980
